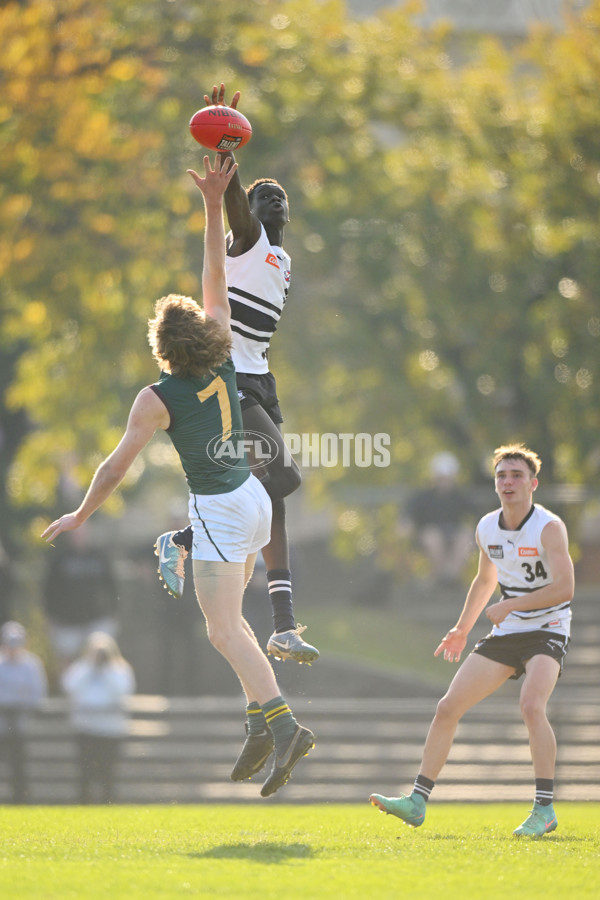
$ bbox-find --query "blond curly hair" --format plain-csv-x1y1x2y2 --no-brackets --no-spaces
147,294,231,378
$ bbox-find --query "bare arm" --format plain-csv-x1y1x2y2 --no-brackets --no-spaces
485,519,574,626
204,83,260,254
187,154,238,329
434,538,498,663
41,388,168,542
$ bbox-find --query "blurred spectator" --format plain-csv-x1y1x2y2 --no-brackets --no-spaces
61,632,135,804
405,452,476,587
0,621,48,803
42,525,119,673
0,539,15,626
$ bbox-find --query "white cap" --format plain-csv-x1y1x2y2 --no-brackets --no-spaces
1,621,27,648
430,452,460,478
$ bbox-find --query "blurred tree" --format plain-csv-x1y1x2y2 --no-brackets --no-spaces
1,0,599,570
272,3,600,563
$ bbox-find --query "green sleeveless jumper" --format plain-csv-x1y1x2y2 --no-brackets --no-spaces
150,358,249,495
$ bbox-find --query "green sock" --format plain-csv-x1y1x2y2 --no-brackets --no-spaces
246,701,269,736
261,695,298,747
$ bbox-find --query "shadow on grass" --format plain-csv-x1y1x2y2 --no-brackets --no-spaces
192,842,314,862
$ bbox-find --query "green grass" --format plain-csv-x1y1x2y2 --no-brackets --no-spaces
1,803,599,899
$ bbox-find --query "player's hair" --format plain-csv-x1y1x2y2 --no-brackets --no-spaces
246,177,288,205
492,443,541,476
148,294,231,378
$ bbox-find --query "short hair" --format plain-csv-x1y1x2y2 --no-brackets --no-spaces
147,294,231,378
492,443,541,477
246,177,288,205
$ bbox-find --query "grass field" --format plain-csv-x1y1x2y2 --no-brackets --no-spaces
1,803,599,899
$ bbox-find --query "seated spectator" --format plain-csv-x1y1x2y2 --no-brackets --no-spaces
405,452,476,587
0,621,48,803
61,632,135,804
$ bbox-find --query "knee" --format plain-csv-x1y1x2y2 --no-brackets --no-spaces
520,693,546,724
434,693,462,725
206,623,235,656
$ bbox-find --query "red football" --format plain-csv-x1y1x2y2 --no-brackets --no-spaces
189,105,252,151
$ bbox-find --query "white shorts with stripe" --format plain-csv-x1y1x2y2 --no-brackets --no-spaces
188,473,272,563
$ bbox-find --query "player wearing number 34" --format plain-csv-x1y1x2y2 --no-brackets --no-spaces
370,444,575,837
42,155,314,798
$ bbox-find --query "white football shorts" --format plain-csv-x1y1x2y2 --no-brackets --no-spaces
188,473,272,563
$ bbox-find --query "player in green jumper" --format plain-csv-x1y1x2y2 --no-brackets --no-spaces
42,155,314,797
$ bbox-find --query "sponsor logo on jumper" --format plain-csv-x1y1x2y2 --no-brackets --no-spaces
265,253,280,268
488,545,503,559
519,547,538,556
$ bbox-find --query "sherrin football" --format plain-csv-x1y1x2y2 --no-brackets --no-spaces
189,105,252,152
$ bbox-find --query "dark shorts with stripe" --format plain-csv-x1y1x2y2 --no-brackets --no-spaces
236,371,283,425
472,630,569,680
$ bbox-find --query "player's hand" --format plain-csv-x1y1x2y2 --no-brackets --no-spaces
485,599,512,626
434,628,467,663
41,513,81,543
204,82,240,110
187,154,238,198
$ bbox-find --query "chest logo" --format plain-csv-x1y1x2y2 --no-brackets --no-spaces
519,547,538,556
488,545,503,559
265,253,280,269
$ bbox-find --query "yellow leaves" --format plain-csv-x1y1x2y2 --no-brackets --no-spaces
73,110,113,158
22,301,47,328
90,213,115,234
176,272,200,298
170,194,190,216
2,193,32,221
13,237,34,261
109,57,139,82
4,34,34,71
187,211,206,233
242,46,269,67
55,50,80,77
7,449,56,507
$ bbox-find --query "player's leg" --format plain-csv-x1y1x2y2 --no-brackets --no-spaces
513,653,560,836
241,402,301,501
520,653,560,777
193,558,313,794
229,553,276,780
370,652,514,825
242,403,319,665
421,652,514,778
193,559,279,702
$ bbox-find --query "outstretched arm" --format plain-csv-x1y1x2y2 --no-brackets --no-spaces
41,387,168,542
187,154,238,328
204,83,260,253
